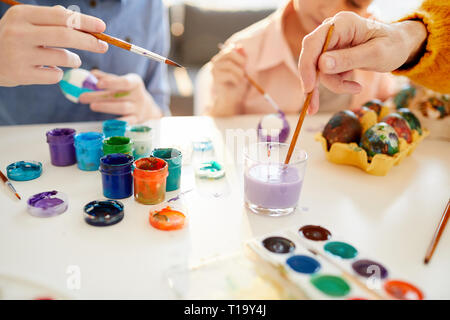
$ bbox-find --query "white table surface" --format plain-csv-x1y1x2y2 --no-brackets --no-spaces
0,114,449,299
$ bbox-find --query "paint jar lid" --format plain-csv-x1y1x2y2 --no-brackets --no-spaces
195,161,225,179
149,205,186,231
100,153,134,174
7,161,42,181
84,200,124,227
134,157,168,179
46,128,76,144
151,148,182,167
74,132,104,147
27,191,68,218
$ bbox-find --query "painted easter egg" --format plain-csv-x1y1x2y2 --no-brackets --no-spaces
360,122,399,158
322,110,362,149
394,86,416,110
59,68,99,103
419,97,448,119
258,111,290,143
382,113,413,143
363,100,383,116
350,106,371,120
398,108,422,135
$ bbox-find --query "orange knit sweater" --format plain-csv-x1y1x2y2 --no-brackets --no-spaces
393,0,450,93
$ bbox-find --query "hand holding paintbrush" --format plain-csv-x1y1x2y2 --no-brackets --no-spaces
0,0,181,87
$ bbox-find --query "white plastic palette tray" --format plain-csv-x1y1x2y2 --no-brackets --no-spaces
246,225,425,300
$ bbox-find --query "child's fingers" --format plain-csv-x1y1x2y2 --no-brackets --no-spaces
33,26,108,53
34,47,81,69
90,69,110,79
23,5,106,33
79,90,131,104
90,101,136,115
97,74,141,91
214,61,245,80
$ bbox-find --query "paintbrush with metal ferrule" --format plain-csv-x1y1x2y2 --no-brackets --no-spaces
1,0,183,68
0,170,21,200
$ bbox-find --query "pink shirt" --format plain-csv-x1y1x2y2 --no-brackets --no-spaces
209,1,397,115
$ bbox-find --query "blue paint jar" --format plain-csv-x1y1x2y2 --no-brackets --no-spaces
151,148,182,191
100,153,134,199
74,132,104,171
103,119,127,138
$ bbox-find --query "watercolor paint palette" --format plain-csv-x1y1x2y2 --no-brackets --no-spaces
246,225,425,300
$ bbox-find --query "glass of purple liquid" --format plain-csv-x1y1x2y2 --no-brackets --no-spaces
244,142,307,216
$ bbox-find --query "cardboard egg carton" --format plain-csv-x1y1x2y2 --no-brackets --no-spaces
315,106,429,176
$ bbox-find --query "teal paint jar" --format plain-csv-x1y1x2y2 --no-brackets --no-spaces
126,125,153,159
151,148,182,191
103,119,127,138
103,136,134,156
74,132,104,171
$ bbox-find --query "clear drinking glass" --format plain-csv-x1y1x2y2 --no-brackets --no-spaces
244,142,307,216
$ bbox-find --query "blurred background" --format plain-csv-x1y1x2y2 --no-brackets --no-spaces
163,0,423,116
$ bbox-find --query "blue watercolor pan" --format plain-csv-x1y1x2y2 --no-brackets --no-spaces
7,161,43,181
84,200,124,227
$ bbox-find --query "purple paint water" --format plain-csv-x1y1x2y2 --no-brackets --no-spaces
244,164,303,209
28,191,64,209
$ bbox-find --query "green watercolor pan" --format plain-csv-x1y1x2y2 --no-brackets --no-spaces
246,225,425,300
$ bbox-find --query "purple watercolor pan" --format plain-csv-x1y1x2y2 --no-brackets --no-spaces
27,191,68,218
46,128,77,166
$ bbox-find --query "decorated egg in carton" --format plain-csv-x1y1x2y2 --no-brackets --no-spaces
386,85,450,140
315,102,429,176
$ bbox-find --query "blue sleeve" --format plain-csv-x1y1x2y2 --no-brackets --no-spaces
144,0,171,116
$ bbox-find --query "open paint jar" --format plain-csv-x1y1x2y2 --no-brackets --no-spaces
27,191,68,218
74,132,104,171
100,153,134,199
126,125,153,159
244,142,307,216
151,148,182,192
103,119,127,138
46,128,77,166
134,157,168,204
103,136,133,156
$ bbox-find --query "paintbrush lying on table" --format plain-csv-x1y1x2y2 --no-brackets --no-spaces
1,0,182,68
0,170,21,200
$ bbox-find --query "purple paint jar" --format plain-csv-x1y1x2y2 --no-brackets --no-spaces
46,128,77,166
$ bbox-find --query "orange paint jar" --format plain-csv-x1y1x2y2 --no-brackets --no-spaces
133,157,168,205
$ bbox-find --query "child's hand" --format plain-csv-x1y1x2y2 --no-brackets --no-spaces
0,5,108,87
79,70,162,123
299,11,427,114
211,45,247,90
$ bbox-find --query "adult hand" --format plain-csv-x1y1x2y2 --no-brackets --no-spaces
0,4,108,87
299,11,427,114
79,70,162,123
